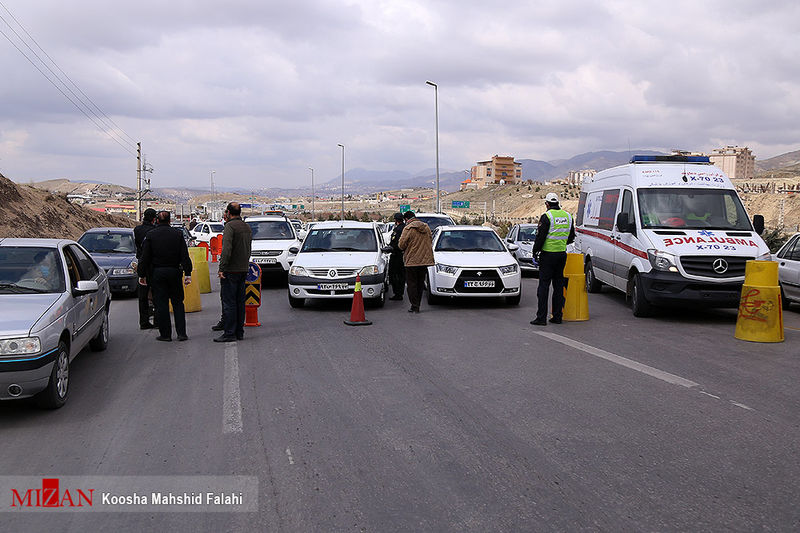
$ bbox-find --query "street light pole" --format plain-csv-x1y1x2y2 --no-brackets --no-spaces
425,80,440,213
309,167,315,222
337,143,345,221
210,170,216,219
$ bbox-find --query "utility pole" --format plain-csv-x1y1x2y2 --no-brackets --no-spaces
136,142,142,221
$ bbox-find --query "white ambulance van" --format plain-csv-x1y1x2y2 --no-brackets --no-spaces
574,155,769,316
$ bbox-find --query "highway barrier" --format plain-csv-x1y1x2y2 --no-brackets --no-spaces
245,262,262,327
344,275,372,326
170,272,202,313
188,247,211,294
735,260,783,342
209,236,222,263
562,253,589,321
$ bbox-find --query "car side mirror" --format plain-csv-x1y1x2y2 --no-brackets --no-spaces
506,237,514,243
507,243,519,252
381,246,393,254
752,214,764,235
74,280,99,295
288,247,299,255
616,212,631,233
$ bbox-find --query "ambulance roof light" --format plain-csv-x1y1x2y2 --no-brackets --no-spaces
630,155,711,163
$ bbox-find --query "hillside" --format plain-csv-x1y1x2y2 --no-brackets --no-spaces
756,149,800,172
0,173,136,240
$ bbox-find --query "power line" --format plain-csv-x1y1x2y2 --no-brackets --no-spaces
0,3,137,156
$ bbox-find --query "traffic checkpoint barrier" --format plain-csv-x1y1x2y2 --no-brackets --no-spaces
188,247,211,294
735,260,783,343
344,275,372,326
197,242,210,261
169,271,202,313
561,252,589,321
244,262,262,327
209,235,222,263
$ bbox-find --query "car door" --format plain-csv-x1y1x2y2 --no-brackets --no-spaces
777,235,800,302
65,245,103,351
612,188,646,290
585,189,620,287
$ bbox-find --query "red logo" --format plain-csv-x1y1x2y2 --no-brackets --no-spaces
11,478,94,508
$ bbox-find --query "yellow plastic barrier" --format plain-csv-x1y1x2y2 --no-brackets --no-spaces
562,252,589,321
735,260,783,343
188,247,211,294
169,273,202,313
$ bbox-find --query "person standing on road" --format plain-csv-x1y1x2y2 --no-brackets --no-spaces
398,211,434,313
215,202,252,343
211,209,230,332
137,211,193,341
388,212,406,301
530,192,575,326
134,208,158,329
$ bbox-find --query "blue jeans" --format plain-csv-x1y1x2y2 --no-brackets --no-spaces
220,272,246,338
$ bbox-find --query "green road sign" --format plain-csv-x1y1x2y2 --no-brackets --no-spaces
399,204,411,212
452,201,470,208
300,205,305,209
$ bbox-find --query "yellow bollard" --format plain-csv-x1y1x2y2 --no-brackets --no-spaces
562,252,589,321
188,247,211,294
169,272,203,313
735,260,783,342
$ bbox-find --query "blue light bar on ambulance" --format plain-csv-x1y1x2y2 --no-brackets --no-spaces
630,155,711,163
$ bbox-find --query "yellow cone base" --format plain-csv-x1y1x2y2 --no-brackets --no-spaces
562,253,589,321
188,247,212,294
734,261,783,343
170,274,202,313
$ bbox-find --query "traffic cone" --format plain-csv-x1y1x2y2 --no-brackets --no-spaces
244,306,261,327
735,260,783,342
344,275,372,326
562,253,589,321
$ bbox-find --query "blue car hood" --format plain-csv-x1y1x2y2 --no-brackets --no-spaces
0,293,62,336
91,253,135,269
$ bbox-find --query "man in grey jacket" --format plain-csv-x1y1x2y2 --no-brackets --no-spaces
214,202,253,342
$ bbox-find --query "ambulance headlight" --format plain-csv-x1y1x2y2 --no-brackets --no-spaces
647,249,678,272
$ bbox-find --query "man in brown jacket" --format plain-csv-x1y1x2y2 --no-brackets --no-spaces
398,211,435,313
215,202,253,342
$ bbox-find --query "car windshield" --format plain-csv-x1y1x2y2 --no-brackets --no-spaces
417,216,455,231
209,224,224,232
301,228,377,252
247,220,295,240
78,232,135,253
435,230,506,252
0,246,66,293
638,188,753,230
518,227,537,240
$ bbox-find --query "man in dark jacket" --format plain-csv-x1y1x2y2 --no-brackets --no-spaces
388,212,406,300
215,202,253,342
134,208,158,329
398,211,434,313
137,211,193,341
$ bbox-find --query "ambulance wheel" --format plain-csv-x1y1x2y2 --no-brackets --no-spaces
585,259,602,293
288,294,305,308
630,273,652,317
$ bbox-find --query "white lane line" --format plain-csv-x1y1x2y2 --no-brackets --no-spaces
285,448,295,465
533,331,700,389
223,342,243,434
731,401,755,411
699,391,721,400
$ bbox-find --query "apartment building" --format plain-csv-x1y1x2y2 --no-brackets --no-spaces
469,155,522,188
708,146,755,179
566,169,596,186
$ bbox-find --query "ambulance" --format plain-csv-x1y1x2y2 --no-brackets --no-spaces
574,155,769,316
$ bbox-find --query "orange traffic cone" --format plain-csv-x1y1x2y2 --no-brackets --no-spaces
344,275,372,326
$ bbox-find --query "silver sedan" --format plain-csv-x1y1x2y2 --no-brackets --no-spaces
0,238,111,408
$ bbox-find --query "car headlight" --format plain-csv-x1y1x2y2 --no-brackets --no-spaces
756,252,772,261
499,264,518,275
111,268,136,276
647,249,678,272
0,337,41,356
359,265,379,276
435,263,458,275
289,266,308,276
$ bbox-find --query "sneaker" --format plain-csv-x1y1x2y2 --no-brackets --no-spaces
156,336,172,341
140,323,155,330
177,334,189,341
530,319,547,326
408,306,420,313
549,318,562,324
211,321,224,331
213,335,236,343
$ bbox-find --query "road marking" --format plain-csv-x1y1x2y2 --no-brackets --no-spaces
533,331,700,389
699,391,721,400
731,401,755,411
285,448,295,465
223,342,243,434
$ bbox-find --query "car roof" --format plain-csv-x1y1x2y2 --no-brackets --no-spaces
307,221,377,229
437,225,496,231
81,227,134,233
415,213,453,218
245,215,290,222
0,238,74,247
515,223,537,228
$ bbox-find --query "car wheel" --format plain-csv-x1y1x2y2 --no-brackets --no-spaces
36,340,69,409
630,273,652,317
585,259,602,293
288,293,305,308
89,305,109,352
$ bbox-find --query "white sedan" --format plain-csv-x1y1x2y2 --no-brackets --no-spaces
426,225,522,305
190,222,224,244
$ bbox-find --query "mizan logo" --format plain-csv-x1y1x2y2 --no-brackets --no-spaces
11,478,94,508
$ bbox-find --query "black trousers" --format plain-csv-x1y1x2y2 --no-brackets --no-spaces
150,267,186,338
405,266,427,309
388,253,405,297
536,251,567,322
220,272,246,338
138,283,151,327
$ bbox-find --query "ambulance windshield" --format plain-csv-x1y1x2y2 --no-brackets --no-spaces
637,188,752,231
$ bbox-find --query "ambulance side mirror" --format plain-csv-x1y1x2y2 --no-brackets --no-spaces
616,212,632,233
752,215,764,235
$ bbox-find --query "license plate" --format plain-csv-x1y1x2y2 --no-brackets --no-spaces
464,280,495,288
318,283,349,290
254,258,277,264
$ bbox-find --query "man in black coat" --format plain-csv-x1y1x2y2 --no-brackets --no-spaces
138,211,193,342
388,212,406,300
133,208,157,329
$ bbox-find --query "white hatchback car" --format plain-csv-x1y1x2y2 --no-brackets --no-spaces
287,221,391,308
245,215,302,278
426,225,522,305
190,221,224,244
774,232,800,309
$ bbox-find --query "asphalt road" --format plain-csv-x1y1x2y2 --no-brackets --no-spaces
2,267,800,531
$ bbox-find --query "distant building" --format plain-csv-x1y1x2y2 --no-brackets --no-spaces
470,155,522,188
460,179,479,191
566,169,596,186
708,146,755,179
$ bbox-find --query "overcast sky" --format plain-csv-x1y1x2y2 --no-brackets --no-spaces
1,0,798,190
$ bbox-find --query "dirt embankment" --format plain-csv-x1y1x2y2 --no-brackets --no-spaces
0,174,136,240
